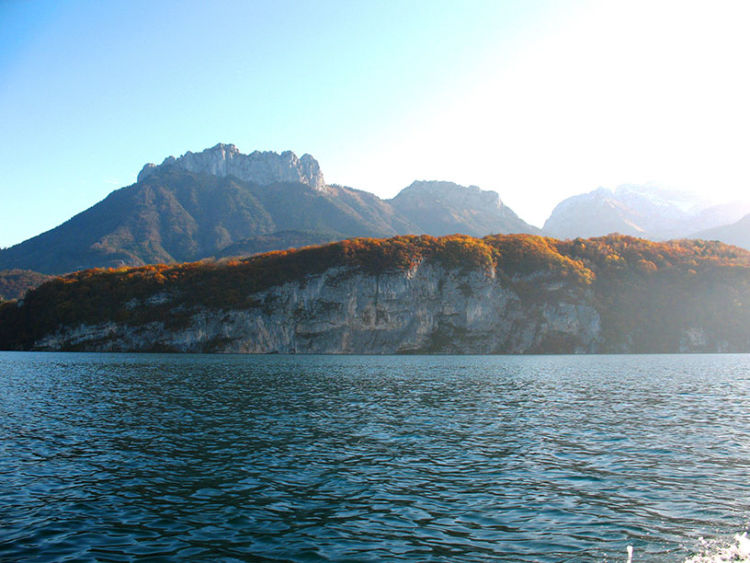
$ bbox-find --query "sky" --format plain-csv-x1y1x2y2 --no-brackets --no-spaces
1,0,750,248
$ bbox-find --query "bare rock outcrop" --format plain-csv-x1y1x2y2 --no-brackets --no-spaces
138,143,326,190
34,262,601,354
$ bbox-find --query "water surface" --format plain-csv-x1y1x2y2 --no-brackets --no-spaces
1,353,749,561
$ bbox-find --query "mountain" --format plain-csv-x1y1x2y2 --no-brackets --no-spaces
3,234,749,353
0,144,537,275
543,185,695,239
0,167,411,274
137,143,326,190
389,181,539,237
692,213,750,250
214,230,343,259
542,185,750,241
0,269,52,301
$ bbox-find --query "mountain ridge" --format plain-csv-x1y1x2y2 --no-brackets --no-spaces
4,143,750,299
543,185,750,241
0,145,539,277
692,213,750,250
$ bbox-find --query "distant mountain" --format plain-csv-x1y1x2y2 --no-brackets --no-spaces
543,184,750,241
0,144,536,275
687,202,750,240
692,213,750,250
389,181,539,237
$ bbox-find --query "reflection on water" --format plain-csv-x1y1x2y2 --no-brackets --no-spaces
1,353,749,561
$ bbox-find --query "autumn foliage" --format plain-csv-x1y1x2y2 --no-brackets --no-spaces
2,233,750,351
0,269,52,301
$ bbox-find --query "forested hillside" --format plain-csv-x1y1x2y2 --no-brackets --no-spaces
0,269,52,301
2,234,748,353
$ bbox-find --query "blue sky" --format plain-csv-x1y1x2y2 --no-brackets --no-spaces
2,0,749,248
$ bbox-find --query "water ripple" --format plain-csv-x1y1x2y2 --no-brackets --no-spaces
1,352,749,561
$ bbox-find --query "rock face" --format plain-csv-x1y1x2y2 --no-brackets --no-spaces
137,143,326,190
33,263,601,354
4,233,749,354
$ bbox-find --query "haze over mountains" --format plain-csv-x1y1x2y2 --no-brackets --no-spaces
2,143,750,298
544,185,750,241
694,215,750,251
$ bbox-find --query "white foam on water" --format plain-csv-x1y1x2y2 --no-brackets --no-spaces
683,532,750,563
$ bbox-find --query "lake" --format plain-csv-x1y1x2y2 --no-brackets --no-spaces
1,352,749,561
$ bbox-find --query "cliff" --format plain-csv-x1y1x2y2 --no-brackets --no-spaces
2,234,749,354
26,263,600,354
137,143,326,190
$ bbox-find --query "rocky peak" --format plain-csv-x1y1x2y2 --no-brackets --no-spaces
392,180,505,209
137,143,326,190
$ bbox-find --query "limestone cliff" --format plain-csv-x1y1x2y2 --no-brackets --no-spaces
32,263,600,354
137,143,326,190
3,234,750,354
